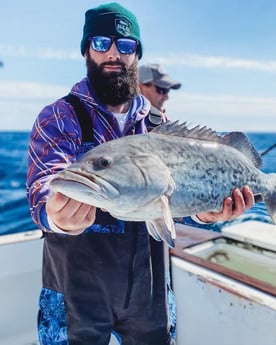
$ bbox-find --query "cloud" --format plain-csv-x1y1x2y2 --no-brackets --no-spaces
145,54,276,73
0,81,69,100
0,81,275,132
0,81,69,131
1,44,276,73
166,92,276,132
0,44,81,61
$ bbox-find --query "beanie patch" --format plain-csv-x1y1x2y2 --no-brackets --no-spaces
115,18,132,36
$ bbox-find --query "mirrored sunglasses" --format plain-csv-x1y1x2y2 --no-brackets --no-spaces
155,86,170,95
90,36,137,55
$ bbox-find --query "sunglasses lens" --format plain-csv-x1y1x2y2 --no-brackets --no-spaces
155,86,169,95
91,36,112,52
90,36,137,54
117,38,137,54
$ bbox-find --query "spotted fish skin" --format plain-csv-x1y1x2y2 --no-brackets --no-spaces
50,121,276,247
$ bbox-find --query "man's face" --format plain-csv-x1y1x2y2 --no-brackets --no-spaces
139,83,169,111
85,40,138,106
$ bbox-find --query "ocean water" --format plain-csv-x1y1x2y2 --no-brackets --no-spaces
0,131,275,236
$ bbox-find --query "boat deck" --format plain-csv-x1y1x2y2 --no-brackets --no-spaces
1,221,276,345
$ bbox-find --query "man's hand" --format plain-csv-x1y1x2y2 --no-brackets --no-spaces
46,192,96,233
196,186,255,223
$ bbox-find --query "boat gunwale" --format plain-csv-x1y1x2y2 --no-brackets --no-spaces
171,223,276,297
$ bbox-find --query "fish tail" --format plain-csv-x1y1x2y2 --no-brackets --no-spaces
265,173,276,224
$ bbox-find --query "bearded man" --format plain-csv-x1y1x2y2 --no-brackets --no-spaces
26,3,254,345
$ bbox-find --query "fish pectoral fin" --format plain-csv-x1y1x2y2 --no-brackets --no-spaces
145,196,176,248
160,195,176,239
146,219,176,248
145,221,163,242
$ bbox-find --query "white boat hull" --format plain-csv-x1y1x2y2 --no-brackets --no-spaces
171,221,276,345
172,256,276,345
0,230,42,345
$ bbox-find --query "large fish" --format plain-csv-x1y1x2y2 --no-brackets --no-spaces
50,122,276,247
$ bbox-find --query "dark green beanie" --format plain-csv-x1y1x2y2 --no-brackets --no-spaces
80,2,143,59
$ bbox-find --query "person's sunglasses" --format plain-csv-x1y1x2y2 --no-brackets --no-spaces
155,86,170,95
90,36,137,55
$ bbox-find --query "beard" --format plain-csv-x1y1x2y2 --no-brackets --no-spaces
86,55,138,106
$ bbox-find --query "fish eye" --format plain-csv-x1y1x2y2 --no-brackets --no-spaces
96,157,112,169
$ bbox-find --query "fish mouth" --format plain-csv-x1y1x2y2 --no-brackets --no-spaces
51,169,120,199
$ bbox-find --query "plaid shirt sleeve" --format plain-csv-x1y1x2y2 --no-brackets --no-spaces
26,99,82,231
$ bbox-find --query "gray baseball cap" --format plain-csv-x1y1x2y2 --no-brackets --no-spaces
138,63,181,89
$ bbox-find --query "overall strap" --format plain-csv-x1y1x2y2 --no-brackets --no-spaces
63,94,94,142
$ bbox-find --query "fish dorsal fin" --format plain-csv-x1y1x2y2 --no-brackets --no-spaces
151,121,262,168
222,132,262,168
151,121,223,142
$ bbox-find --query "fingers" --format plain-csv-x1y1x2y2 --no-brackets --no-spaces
196,186,255,223
222,186,255,221
220,196,234,220
231,186,254,217
242,185,255,209
229,189,245,217
47,192,71,213
46,192,96,232
60,200,96,229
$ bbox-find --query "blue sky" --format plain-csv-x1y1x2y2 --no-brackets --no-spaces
0,0,275,132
